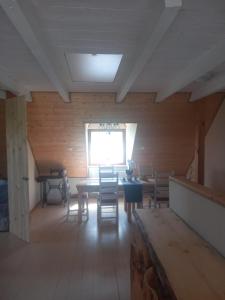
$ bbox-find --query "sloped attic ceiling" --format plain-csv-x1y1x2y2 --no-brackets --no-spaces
0,0,225,102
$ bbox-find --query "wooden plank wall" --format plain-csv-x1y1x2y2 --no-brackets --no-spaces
6,97,30,241
0,100,7,178
186,93,224,183
27,92,223,177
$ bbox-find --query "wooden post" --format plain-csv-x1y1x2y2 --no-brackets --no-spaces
6,96,30,242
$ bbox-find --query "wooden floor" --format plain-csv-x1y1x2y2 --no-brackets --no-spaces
0,199,133,300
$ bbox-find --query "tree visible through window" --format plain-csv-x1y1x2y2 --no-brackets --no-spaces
88,129,125,165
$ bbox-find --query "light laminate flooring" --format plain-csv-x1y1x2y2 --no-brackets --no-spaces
0,199,133,300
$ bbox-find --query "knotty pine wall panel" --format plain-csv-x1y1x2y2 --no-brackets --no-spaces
27,92,223,177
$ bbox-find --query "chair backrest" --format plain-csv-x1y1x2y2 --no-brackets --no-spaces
99,167,118,195
154,170,175,185
154,170,175,199
99,166,114,177
138,165,154,179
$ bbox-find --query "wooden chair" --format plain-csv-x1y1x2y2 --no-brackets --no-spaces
62,170,77,218
97,166,119,223
62,170,88,220
138,165,154,179
138,165,154,208
153,170,175,208
99,165,114,176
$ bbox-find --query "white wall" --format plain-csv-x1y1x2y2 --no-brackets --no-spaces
27,142,40,211
126,123,137,162
170,179,225,258
205,100,225,193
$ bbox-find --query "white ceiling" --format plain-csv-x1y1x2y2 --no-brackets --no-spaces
0,0,225,101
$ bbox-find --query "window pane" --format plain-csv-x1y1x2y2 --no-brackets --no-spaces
90,131,124,165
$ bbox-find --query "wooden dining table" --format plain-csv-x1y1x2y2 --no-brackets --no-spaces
76,177,155,222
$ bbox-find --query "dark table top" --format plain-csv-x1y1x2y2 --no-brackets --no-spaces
37,175,63,182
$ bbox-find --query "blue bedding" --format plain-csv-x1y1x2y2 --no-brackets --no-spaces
0,180,8,203
0,180,9,231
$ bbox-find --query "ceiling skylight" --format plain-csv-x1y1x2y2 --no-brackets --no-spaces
66,53,123,83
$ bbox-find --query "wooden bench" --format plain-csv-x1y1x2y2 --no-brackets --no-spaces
131,208,225,300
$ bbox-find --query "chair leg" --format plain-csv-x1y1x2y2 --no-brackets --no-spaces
80,193,89,221
97,202,100,223
99,205,102,224
78,196,83,223
137,202,143,209
66,202,70,220
127,203,132,223
66,193,72,220
124,200,127,212
86,197,89,219
149,196,153,208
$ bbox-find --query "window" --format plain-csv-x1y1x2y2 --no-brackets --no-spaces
66,53,123,82
88,129,126,165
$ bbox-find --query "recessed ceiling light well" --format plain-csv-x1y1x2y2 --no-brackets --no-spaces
65,53,123,83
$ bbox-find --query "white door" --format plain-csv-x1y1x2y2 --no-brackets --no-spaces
6,96,29,241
